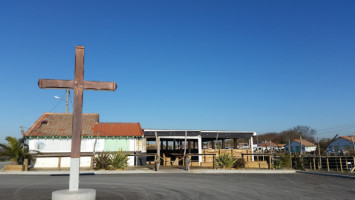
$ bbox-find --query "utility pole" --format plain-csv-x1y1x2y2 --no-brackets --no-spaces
300,135,304,169
66,89,70,113
20,126,25,151
317,137,321,169
352,136,355,156
300,135,303,155
289,139,292,168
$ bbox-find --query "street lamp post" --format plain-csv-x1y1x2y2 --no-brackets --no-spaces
54,89,70,113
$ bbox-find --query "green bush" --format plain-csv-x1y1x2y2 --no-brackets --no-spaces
234,158,246,169
293,156,304,170
111,150,129,169
94,151,129,170
94,152,111,170
273,154,292,169
216,154,236,169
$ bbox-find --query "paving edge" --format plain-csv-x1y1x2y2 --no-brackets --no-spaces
0,169,296,175
297,170,355,179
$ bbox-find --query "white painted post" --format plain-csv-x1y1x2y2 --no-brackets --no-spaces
69,158,80,191
250,136,254,161
198,136,202,164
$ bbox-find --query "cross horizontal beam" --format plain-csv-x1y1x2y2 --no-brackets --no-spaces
38,79,117,91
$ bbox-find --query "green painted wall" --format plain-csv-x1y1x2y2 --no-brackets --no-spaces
104,138,130,151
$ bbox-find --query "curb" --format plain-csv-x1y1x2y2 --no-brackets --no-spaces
0,169,296,175
297,171,355,179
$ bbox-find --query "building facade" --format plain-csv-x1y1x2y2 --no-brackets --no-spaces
24,113,144,168
289,139,316,153
328,136,355,154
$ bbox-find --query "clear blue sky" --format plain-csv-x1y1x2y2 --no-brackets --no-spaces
1,0,355,143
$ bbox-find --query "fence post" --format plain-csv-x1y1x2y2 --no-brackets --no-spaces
58,156,61,169
268,155,272,169
340,157,343,172
24,158,28,171
313,157,316,170
213,155,215,169
345,157,348,170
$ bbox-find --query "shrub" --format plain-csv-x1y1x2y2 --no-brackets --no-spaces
216,154,236,169
111,150,129,169
273,154,292,169
94,152,111,170
94,150,129,170
293,156,304,170
234,158,246,169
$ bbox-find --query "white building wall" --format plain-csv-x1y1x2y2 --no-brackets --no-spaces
290,141,316,153
29,137,140,168
29,138,105,153
34,157,92,168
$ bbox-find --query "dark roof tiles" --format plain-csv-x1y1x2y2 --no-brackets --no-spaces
24,113,99,137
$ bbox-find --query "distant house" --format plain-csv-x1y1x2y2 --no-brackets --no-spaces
257,141,285,152
257,141,278,151
289,139,316,153
24,112,145,169
328,136,355,154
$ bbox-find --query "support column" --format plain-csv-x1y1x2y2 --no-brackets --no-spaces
173,139,176,150
250,136,254,161
222,139,225,149
155,132,160,168
188,140,191,153
234,138,238,149
212,140,215,149
198,136,202,164
166,140,168,150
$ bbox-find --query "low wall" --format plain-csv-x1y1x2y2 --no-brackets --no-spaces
34,156,135,169
3,165,24,171
201,149,252,163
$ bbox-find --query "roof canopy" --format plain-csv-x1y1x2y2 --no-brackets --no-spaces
143,129,256,139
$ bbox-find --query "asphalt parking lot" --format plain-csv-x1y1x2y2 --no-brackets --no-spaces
0,173,354,200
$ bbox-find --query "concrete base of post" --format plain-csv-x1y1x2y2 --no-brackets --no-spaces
52,189,96,200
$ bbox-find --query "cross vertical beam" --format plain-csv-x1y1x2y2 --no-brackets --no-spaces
69,46,84,191
72,46,84,159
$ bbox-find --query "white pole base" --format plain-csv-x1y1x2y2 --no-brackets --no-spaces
69,157,80,191
52,189,96,200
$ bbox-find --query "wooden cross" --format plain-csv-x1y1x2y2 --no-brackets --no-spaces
38,46,117,191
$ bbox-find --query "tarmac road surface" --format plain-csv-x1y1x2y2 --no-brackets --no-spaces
0,173,354,200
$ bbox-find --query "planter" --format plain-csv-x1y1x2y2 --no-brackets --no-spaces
3,165,24,171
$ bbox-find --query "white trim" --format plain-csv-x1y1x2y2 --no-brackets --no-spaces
144,129,257,136
144,129,200,132
158,136,200,139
